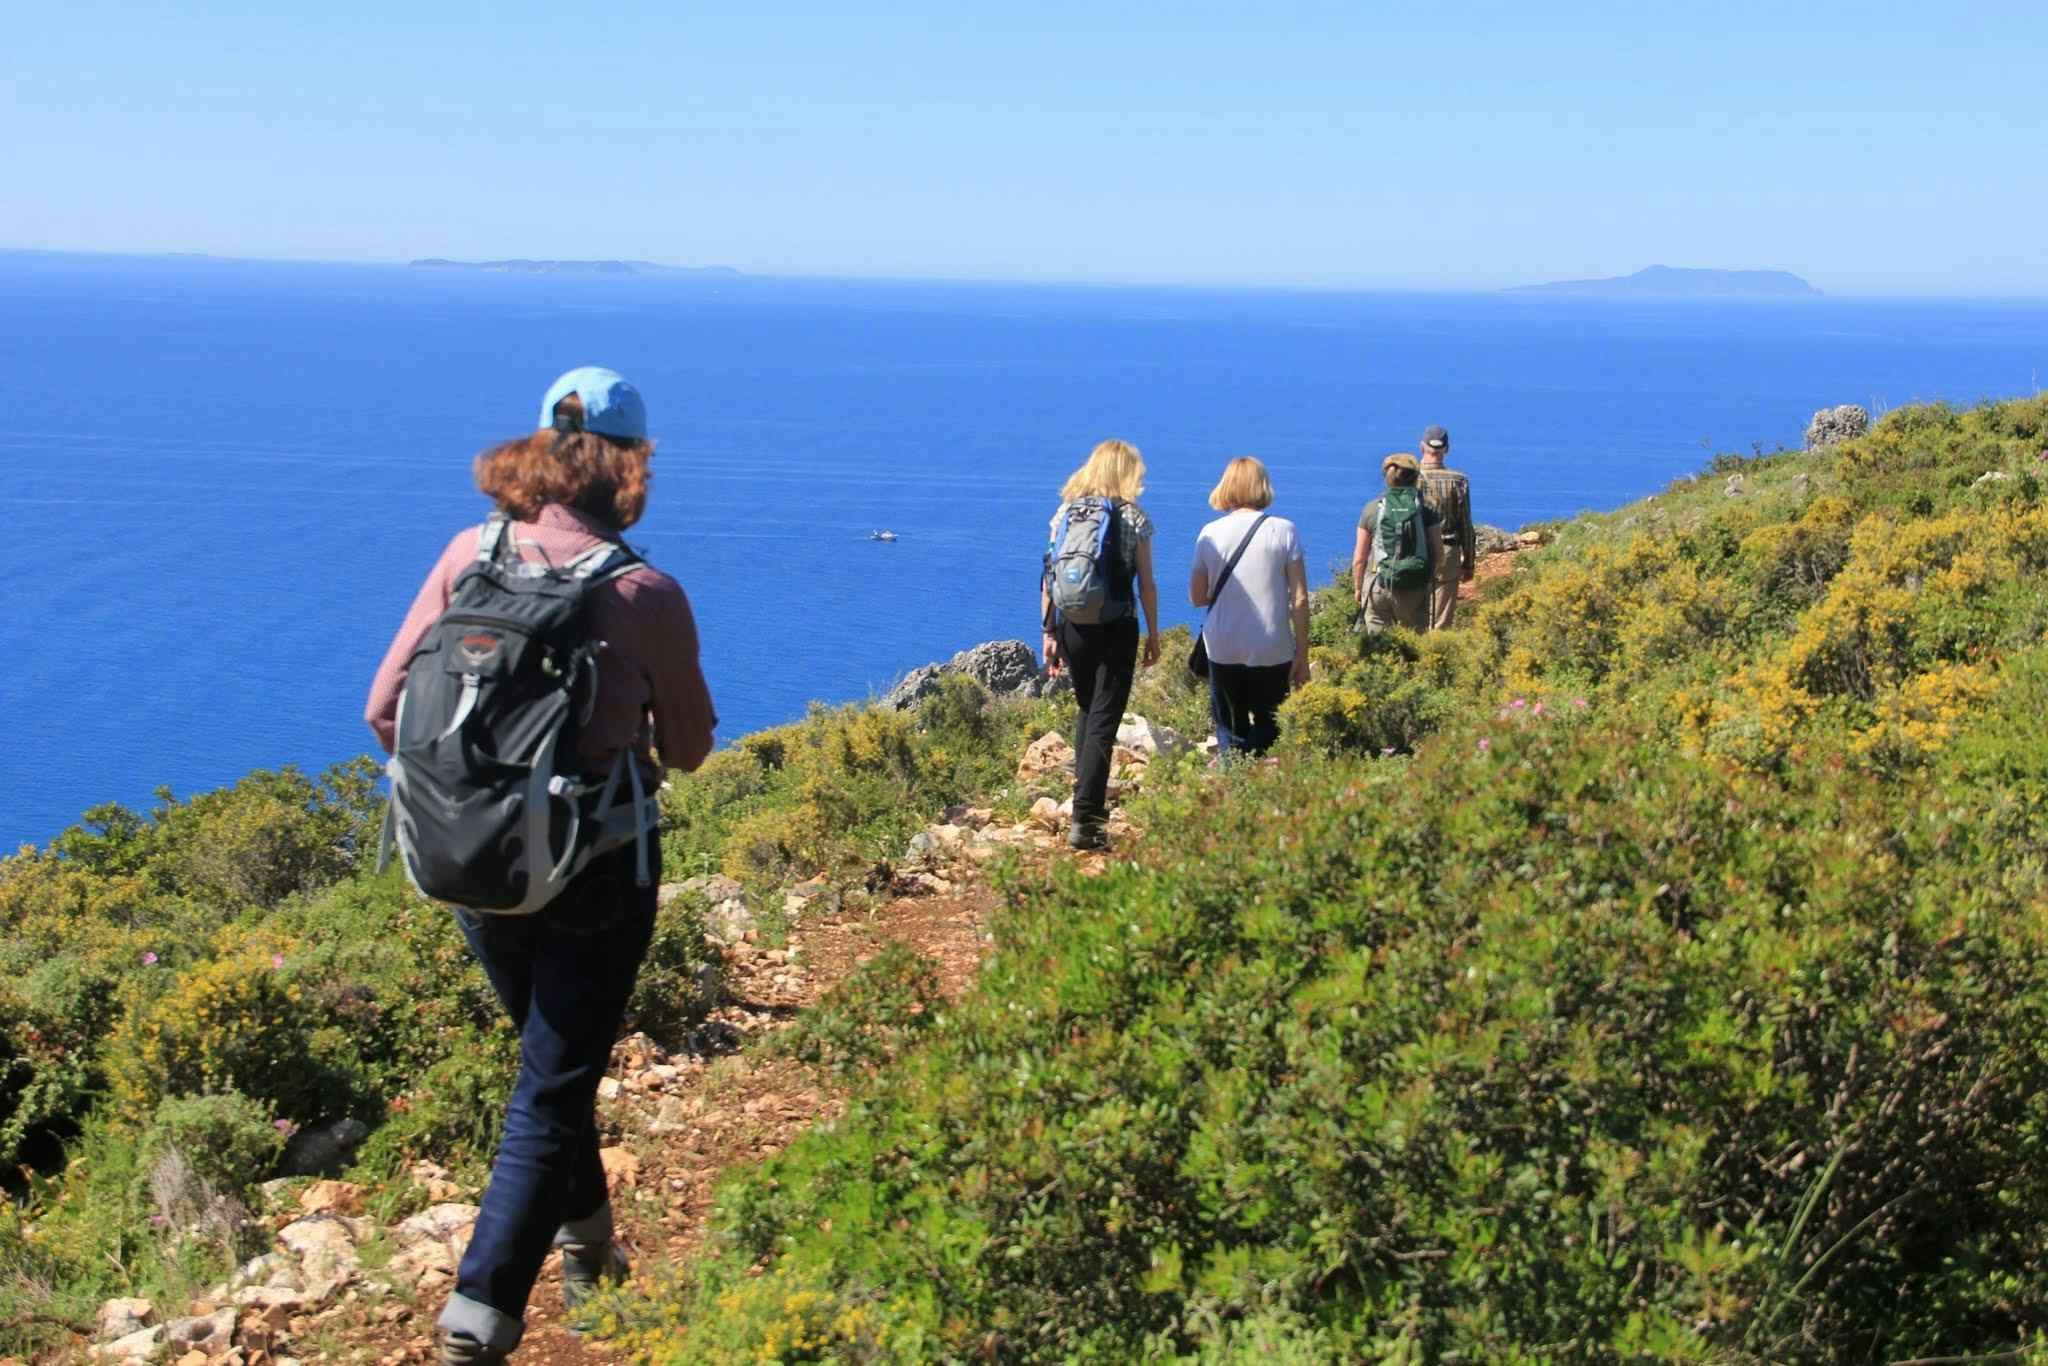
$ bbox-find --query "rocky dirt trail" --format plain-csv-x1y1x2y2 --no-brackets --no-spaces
69,725,1157,1366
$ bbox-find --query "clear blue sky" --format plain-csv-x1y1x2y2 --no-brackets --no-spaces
6,0,2043,294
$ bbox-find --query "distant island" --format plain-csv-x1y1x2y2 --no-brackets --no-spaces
409,258,740,277
1511,265,1820,298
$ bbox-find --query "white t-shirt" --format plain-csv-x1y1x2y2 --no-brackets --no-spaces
1194,509,1304,668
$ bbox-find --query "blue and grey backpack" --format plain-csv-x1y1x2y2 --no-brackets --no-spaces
378,514,660,913
1045,497,1131,625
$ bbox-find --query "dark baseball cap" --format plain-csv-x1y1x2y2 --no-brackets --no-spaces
1422,425,1449,450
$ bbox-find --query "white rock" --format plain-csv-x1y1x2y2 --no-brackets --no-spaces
384,1241,457,1291
232,1284,308,1311
1115,716,1190,759
392,1203,480,1250
1029,797,1064,832
597,1076,622,1100
92,1324,164,1361
95,1298,154,1342
1017,731,1077,781
277,1213,363,1287
707,897,755,943
162,1307,236,1349
236,1250,302,1291
647,1096,692,1135
668,873,744,905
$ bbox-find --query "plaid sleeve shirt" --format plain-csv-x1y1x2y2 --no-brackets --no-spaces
1419,466,1476,568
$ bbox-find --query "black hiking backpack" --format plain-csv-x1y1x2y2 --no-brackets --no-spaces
1373,487,1434,591
378,515,660,913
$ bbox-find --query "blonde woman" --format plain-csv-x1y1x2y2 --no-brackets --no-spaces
1040,439,1160,850
1189,457,1309,757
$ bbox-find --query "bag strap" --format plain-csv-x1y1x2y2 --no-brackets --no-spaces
1207,513,1270,609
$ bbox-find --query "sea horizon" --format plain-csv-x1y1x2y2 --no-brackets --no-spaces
4,251,2044,848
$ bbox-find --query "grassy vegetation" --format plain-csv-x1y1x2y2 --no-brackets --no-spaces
8,395,2048,1361
587,395,2048,1362
0,656,1076,1354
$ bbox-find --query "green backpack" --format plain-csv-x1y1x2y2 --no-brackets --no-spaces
1374,487,1433,590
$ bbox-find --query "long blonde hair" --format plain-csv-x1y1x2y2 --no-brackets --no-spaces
1061,439,1145,503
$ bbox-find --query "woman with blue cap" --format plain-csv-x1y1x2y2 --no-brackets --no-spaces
366,367,717,1363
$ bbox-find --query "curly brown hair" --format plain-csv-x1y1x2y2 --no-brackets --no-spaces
473,393,654,529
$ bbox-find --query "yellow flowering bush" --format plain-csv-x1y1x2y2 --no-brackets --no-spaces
104,929,345,1124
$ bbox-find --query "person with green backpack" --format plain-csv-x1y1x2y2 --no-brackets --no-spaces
1351,452,1439,634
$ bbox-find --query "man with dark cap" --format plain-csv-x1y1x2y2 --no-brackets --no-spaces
1417,424,1476,629
1352,453,1438,633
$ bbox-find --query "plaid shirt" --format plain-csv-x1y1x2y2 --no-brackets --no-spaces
1419,464,1476,567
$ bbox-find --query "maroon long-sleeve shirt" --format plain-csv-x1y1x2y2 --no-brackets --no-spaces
365,504,717,775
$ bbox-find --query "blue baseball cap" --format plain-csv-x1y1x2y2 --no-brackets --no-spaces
537,366,648,441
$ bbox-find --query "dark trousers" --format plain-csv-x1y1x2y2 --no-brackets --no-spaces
444,843,657,1348
1059,616,1138,830
1208,661,1293,758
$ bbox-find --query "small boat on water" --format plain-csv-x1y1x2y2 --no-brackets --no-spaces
869,530,899,542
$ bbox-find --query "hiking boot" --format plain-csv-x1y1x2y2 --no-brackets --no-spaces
561,1240,631,1316
437,1331,509,1366
1067,820,1109,852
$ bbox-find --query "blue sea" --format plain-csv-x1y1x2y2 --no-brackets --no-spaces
3,252,2044,850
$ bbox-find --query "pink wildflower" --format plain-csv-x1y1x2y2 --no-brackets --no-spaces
1478,737,1492,753
1531,702,1546,717
1380,746,1396,757
141,951,158,965
1572,697,1588,709
272,954,286,969
1510,697,1528,709
274,1119,298,1136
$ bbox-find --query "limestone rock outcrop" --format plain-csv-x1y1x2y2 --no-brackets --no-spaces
883,640,1060,710
1805,404,1870,449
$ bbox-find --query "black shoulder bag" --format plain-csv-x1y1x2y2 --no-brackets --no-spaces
1187,513,1270,680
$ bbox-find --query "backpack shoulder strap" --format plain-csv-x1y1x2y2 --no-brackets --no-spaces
1092,497,1117,560
568,538,643,588
476,514,513,563
1050,502,1075,553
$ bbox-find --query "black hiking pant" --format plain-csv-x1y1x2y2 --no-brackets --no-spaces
1060,615,1138,832
1208,660,1292,758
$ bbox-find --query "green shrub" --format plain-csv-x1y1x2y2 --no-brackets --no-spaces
762,942,944,1073
628,897,724,1043
147,760,384,909
615,707,2048,1362
352,1025,520,1172
103,929,367,1126
140,1090,286,1199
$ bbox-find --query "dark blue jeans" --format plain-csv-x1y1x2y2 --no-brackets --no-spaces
1208,660,1292,758
438,843,657,1351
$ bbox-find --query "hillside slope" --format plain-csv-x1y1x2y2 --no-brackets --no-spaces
599,396,2048,1362
7,395,2048,1363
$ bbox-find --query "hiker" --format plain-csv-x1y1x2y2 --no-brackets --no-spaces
1041,438,1160,850
1418,424,1476,629
1189,456,1309,758
365,367,716,1366
1352,452,1440,634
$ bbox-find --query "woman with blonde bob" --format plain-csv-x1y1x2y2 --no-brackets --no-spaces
1041,439,1160,850
1189,456,1309,758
